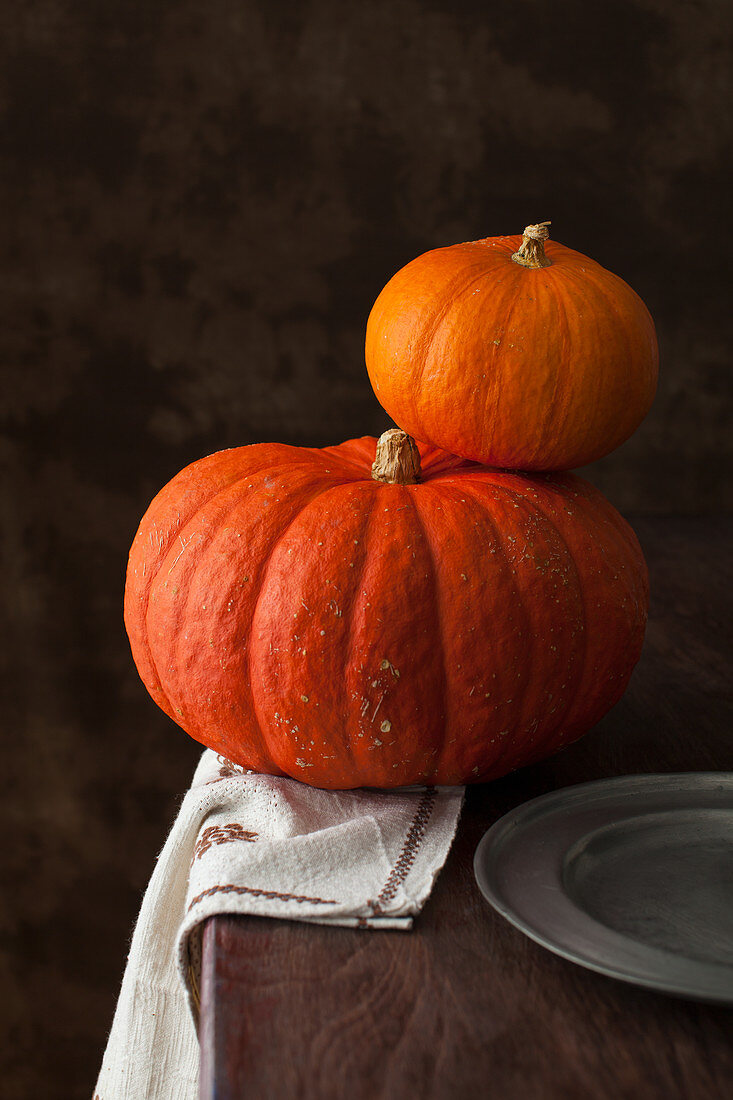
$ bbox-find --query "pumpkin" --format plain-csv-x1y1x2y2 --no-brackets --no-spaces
365,223,658,471
125,430,648,789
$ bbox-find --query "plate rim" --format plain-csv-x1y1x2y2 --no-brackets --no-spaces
473,771,733,1004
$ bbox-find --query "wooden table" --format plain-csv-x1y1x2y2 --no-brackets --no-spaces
199,517,733,1099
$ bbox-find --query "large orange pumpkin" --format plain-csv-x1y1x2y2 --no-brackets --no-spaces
365,223,658,471
125,430,648,789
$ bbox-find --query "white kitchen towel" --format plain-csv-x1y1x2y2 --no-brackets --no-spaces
94,749,464,1100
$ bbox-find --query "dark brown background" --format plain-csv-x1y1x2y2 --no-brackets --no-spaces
1,1,731,1097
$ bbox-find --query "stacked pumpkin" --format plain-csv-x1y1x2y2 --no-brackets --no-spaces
126,223,657,788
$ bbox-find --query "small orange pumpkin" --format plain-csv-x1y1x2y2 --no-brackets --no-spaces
365,223,658,471
125,430,648,789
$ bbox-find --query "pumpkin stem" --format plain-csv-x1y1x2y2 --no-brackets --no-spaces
372,429,421,485
511,221,552,268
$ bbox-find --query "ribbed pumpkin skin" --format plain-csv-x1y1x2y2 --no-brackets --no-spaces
125,436,648,789
365,235,659,471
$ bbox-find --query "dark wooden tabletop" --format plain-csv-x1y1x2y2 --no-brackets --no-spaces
198,516,733,1100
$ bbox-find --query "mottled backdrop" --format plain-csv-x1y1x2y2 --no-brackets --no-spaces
1,0,731,1096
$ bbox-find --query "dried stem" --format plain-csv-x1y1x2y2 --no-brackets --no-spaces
371,429,421,485
511,221,552,268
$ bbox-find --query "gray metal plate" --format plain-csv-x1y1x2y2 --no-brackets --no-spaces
474,773,733,1003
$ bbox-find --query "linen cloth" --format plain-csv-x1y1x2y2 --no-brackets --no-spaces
94,749,464,1100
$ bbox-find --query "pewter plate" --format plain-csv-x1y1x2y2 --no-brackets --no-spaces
474,773,733,1003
